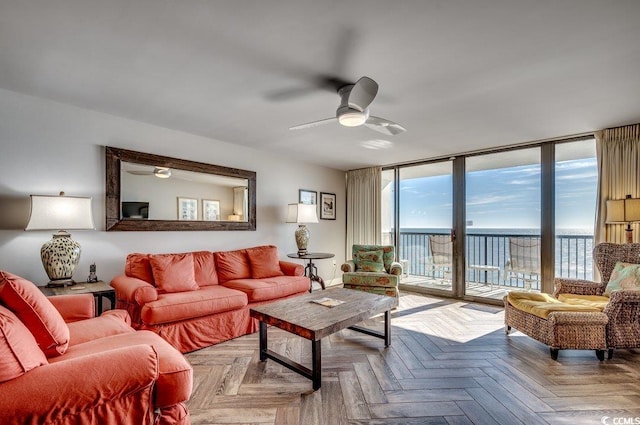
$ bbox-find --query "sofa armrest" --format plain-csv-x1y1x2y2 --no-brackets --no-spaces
389,261,403,276
279,261,304,276
48,294,95,322
0,345,158,423
111,275,158,306
553,278,605,297
341,261,355,273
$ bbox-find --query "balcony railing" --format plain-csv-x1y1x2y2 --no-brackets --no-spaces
389,230,594,289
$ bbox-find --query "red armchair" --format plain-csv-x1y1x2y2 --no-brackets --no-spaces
0,271,192,425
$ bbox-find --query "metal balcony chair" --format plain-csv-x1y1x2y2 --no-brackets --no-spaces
426,235,452,282
505,237,541,291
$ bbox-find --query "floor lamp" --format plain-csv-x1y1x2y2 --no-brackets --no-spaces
606,195,640,244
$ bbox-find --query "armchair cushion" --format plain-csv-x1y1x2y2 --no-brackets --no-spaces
150,253,199,293
604,262,640,295
247,245,285,279
0,271,69,357
506,292,601,319
557,294,609,311
352,245,395,273
0,305,48,383
48,293,95,322
355,250,385,272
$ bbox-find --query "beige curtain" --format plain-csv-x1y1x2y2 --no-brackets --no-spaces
346,167,382,255
595,123,640,244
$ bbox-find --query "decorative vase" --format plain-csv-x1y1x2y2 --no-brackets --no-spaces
295,224,310,255
40,231,81,286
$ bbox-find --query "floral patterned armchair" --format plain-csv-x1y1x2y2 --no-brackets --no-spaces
341,244,402,298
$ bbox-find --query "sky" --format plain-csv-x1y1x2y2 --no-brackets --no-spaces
397,158,598,232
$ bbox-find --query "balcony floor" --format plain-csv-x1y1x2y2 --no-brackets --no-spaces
399,274,538,301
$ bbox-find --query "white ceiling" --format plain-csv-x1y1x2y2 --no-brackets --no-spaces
1,0,639,171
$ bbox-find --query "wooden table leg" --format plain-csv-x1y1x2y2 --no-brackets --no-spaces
311,339,321,390
259,322,267,361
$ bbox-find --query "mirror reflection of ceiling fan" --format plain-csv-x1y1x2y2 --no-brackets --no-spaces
289,76,406,136
126,166,172,178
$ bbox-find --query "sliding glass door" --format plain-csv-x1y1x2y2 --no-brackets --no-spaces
555,138,597,281
465,148,541,300
382,136,597,303
396,161,454,294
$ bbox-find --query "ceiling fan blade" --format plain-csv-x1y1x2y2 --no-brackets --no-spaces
126,170,154,175
365,116,407,136
347,76,378,111
289,117,337,130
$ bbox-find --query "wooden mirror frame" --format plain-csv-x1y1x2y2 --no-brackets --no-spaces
105,146,256,231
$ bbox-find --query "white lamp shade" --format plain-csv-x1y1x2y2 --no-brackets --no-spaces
286,203,318,224
606,199,626,223
26,195,95,230
625,198,640,222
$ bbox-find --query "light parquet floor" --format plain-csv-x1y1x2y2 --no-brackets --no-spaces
186,291,640,425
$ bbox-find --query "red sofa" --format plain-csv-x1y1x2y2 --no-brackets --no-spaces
0,271,192,425
111,245,309,353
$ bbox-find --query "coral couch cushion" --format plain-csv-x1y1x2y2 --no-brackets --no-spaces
125,253,154,284
193,251,218,286
246,245,285,279
605,261,640,296
215,249,251,283
0,305,48,382
150,253,199,293
221,275,309,302
0,271,70,357
141,285,248,325
52,329,192,409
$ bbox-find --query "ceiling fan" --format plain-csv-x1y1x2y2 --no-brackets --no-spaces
126,166,172,179
289,76,406,136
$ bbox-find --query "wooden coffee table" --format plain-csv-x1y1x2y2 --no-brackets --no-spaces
249,288,398,390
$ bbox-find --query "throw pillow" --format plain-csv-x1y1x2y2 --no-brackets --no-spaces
0,271,70,357
192,251,219,286
214,250,252,283
149,253,199,293
246,245,285,279
605,261,640,296
0,305,48,383
125,253,155,284
356,250,385,273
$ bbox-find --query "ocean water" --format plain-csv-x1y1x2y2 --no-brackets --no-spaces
391,228,594,284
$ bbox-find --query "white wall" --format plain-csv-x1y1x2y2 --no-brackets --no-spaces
0,89,346,285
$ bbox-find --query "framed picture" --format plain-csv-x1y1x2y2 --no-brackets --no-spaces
202,199,220,221
177,197,198,220
299,189,317,205
320,192,336,220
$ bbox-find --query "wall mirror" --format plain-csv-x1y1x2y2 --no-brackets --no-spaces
106,146,256,231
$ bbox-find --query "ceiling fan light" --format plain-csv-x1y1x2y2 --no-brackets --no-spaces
338,110,367,127
154,167,171,178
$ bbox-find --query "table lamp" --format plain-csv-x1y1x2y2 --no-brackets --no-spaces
25,192,95,287
286,203,318,255
606,195,640,244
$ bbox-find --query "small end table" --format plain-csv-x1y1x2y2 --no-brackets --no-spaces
287,252,334,292
39,281,116,316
